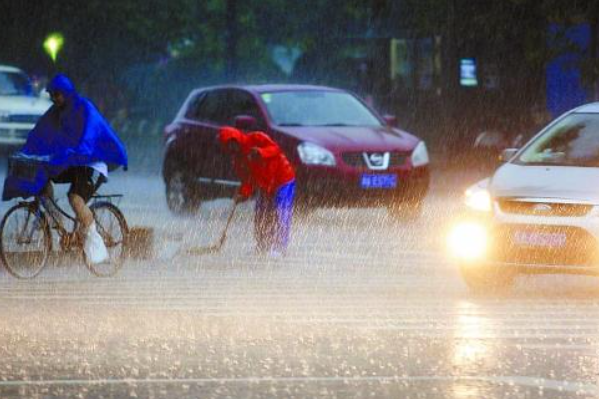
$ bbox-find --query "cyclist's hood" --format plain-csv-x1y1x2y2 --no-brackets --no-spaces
2,74,128,201
46,74,76,99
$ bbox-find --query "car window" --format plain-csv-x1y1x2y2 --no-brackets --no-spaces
0,71,34,96
227,90,265,127
190,90,230,124
184,92,206,120
517,113,599,167
261,90,382,127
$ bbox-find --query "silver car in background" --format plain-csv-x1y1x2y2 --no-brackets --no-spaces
0,65,51,146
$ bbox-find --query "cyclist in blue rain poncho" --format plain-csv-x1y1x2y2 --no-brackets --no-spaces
2,74,128,264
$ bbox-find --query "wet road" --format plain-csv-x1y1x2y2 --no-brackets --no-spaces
1,167,599,398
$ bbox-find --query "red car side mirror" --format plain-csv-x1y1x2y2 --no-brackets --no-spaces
234,115,257,131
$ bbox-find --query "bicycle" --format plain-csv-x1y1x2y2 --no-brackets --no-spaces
0,193,129,279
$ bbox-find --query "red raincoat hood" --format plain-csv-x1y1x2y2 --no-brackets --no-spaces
219,126,248,148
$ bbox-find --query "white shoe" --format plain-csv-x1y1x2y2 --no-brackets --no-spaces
84,222,109,264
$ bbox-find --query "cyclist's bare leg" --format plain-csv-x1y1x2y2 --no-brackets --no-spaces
68,193,93,232
40,182,63,227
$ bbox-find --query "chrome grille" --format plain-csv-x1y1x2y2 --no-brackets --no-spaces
497,199,592,217
341,152,408,168
0,128,30,138
8,114,41,124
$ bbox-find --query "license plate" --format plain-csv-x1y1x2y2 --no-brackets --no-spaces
360,174,397,189
512,230,567,248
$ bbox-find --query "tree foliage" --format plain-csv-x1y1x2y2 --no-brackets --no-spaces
1,0,597,118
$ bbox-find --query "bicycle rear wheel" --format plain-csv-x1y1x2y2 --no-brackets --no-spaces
0,203,51,279
85,201,128,277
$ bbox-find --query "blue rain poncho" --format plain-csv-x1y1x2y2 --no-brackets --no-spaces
2,75,128,200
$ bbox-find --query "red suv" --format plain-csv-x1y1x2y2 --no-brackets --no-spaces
162,85,430,218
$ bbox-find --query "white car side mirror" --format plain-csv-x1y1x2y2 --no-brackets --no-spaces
499,148,518,163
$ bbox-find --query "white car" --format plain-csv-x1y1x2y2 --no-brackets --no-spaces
448,102,599,291
0,65,52,146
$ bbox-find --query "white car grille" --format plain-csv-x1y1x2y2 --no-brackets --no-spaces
497,199,593,217
7,114,41,124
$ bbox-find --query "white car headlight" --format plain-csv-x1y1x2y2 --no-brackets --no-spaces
465,181,492,212
297,142,336,166
447,221,488,260
411,141,429,167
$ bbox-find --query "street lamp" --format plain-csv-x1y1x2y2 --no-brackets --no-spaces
43,33,64,63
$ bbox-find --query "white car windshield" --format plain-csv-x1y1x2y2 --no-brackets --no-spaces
517,113,599,167
0,71,34,96
261,90,382,127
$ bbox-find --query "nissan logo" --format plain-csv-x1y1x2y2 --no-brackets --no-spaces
363,152,390,170
369,153,385,166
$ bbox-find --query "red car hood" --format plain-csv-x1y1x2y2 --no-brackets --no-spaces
274,125,420,153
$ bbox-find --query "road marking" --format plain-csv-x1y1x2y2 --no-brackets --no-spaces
0,375,595,394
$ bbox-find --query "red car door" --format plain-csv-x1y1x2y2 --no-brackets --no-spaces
184,89,234,190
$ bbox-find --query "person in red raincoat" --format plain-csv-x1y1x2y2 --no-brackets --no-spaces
219,126,296,255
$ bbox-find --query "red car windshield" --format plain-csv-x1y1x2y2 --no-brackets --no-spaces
261,90,382,127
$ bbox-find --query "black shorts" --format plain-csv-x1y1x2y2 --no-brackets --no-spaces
51,167,99,202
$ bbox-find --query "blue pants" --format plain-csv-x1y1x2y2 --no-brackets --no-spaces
255,180,295,253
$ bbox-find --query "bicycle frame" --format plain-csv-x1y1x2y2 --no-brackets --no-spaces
38,196,79,239
18,193,125,248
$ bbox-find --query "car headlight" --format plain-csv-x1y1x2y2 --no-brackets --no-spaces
411,141,429,167
0,111,9,122
447,221,488,260
465,183,492,212
297,142,336,166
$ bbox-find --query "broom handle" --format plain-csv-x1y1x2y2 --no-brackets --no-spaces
218,201,238,246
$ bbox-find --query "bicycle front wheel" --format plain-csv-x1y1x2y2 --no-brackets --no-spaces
0,203,51,279
85,201,128,277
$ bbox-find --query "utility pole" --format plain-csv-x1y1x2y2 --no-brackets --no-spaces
225,0,238,82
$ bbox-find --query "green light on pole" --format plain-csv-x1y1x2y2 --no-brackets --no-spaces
43,33,64,62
